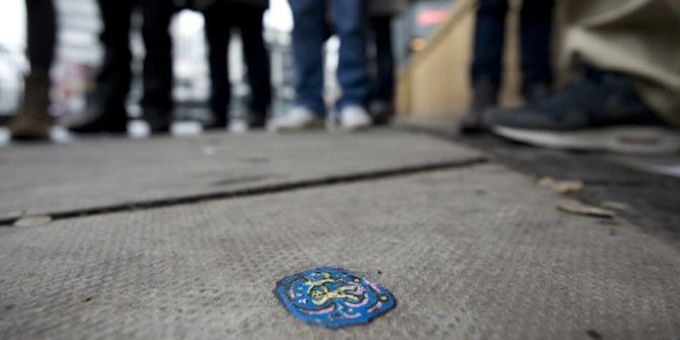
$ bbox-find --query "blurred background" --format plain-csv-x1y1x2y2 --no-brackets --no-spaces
0,0,454,129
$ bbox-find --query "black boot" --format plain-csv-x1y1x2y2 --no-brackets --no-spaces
369,101,394,126
249,112,268,130
204,111,229,131
68,101,128,135
143,109,172,135
461,79,498,133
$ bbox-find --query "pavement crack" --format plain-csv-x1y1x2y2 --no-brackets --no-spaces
0,157,488,227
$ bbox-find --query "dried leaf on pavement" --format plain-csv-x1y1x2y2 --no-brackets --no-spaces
557,200,615,219
539,177,584,194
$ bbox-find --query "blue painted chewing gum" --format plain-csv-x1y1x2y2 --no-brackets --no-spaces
274,267,396,329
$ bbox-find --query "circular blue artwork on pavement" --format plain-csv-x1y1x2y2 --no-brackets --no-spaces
274,267,396,329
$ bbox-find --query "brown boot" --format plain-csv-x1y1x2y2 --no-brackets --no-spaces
9,71,53,141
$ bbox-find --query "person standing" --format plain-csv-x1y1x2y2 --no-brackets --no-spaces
367,0,408,125
462,0,555,132
9,0,57,141
271,0,371,132
199,0,272,130
69,0,178,135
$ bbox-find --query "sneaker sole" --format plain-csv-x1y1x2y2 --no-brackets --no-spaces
493,126,680,154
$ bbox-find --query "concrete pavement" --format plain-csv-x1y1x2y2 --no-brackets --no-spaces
1,130,679,339
0,130,481,221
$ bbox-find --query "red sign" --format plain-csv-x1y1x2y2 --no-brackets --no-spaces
416,9,449,27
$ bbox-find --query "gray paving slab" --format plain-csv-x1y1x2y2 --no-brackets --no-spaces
400,120,680,240
1,164,678,339
0,130,482,219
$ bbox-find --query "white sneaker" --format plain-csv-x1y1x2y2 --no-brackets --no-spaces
269,106,323,132
339,105,372,131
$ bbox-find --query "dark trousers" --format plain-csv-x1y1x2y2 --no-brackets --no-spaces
203,3,271,121
369,15,394,104
25,0,56,72
93,0,176,119
289,0,369,114
471,0,554,94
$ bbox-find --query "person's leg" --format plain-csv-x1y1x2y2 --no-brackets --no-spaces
288,0,326,115
519,0,554,101
471,0,508,88
330,0,369,111
25,0,55,73
141,0,176,132
329,0,372,131
270,0,326,131
10,0,56,140
368,14,395,124
370,16,394,103
96,0,133,119
69,0,132,133
235,4,272,128
203,2,232,128
463,0,508,132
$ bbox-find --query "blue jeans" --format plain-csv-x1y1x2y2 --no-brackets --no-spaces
471,0,555,95
289,0,369,115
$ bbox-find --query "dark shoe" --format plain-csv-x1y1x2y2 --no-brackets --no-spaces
249,112,267,130
461,79,498,133
68,100,128,135
144,110,172,135
10,71,53,141
487,70,680,154
204,110,229,131
68,114,128,134
522,82,551,104
369,101,394,126
204,117,229,131
204,121,229,131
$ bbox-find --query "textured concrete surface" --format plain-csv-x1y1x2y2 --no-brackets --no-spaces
0,130,481,220
400,120,680,240
2,159,679,339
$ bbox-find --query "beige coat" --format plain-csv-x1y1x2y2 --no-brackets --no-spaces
563,0,680,125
